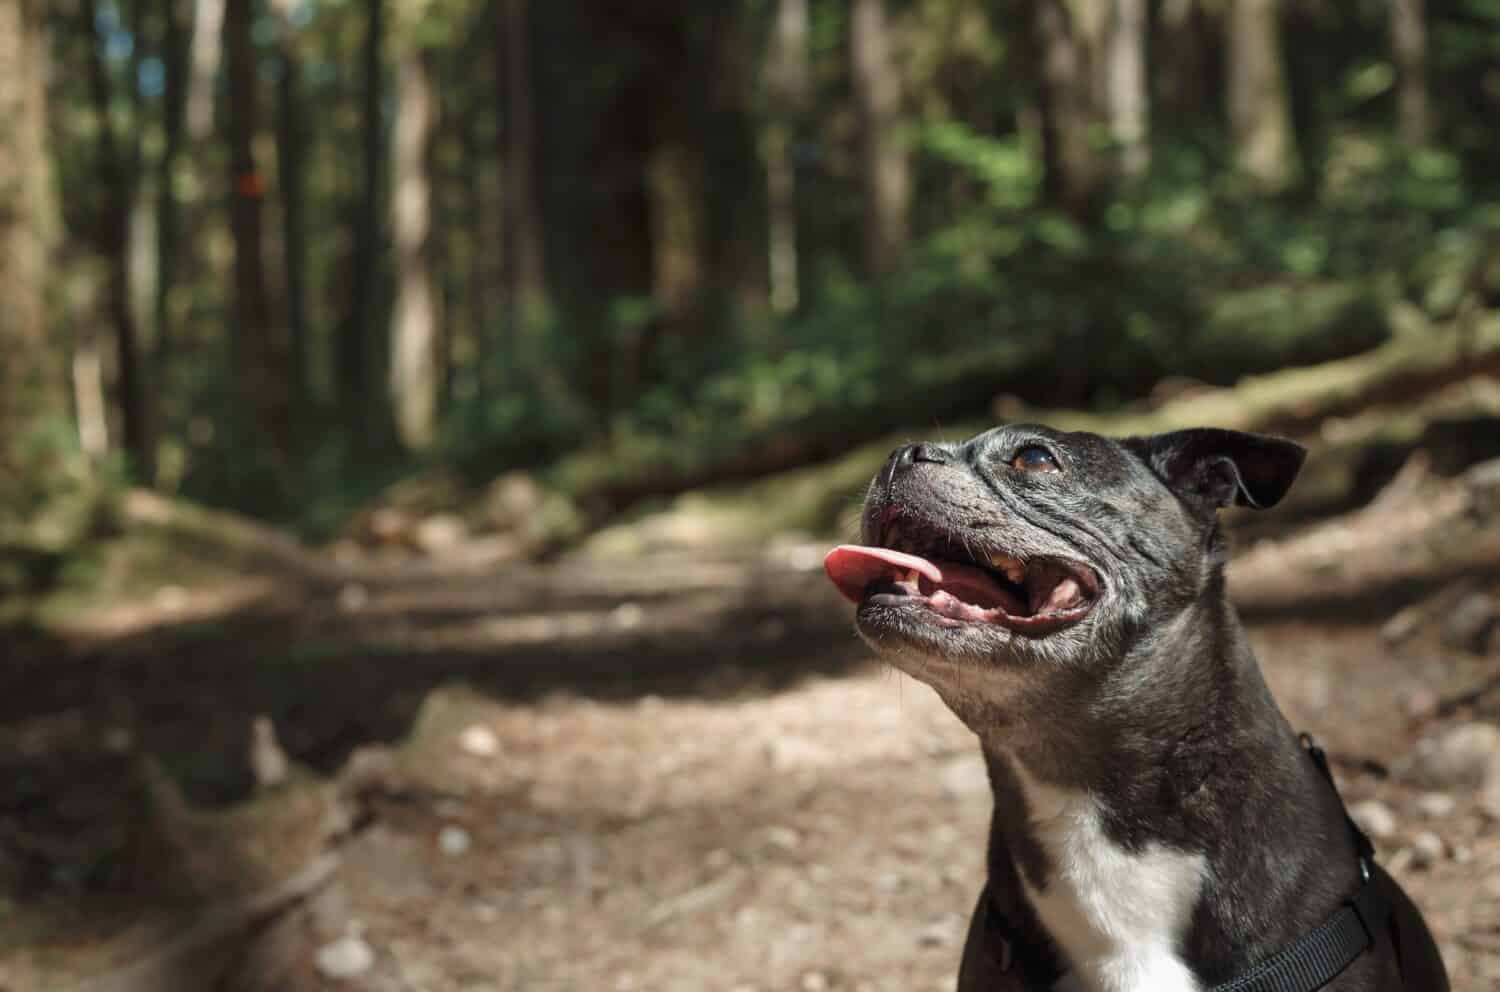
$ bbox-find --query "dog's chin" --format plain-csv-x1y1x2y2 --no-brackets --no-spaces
853,595,1094,668
864,603,1050,666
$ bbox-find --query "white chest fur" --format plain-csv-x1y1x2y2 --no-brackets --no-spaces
1008,758,1206,992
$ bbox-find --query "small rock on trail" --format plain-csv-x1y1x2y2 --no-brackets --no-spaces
1410,831,1446,870
1415,792,1456,819
459,724,500,757
315,934,375,980
1441,592,1498,653
1349,799,1398,841
1411,721,1500,787
437,825,472,856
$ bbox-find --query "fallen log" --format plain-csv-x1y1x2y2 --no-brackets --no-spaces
557,314,1500,528
1080,313,1500,439
118,489,344,581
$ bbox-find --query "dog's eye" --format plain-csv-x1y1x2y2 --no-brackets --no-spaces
1012,446,1059,473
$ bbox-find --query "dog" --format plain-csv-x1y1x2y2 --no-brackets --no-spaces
823,426,1448,992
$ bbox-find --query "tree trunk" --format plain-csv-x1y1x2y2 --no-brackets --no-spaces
764,0,807,314
437,23,488,407
1153,0,1213,122
0,0,63,476
646,133,705,334
1035,0,1108,217
342,0,385,424
1106,0,1149,179
186,0,226,143
270,0,309,406
483,0,510,390
71,323,110,463
1390,0,1428,145
156,0,189,372
501,0,547,364
462,42,495,401
389,50,442,451
1225,0,1300,190
850,0,910,276
82,0,154,482
225,0,292,457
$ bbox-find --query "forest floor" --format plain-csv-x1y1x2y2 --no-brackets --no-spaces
2,456,1500,992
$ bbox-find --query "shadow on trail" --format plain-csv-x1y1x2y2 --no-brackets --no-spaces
0,579,865,807
1236,559,1500,626
0,569,869,986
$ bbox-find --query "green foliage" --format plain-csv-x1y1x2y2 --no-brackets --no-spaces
0,420,115,546
27,0,1500,544
524,106,1494,518
921,123,1042,210
388,0,484,50
0,418,120,602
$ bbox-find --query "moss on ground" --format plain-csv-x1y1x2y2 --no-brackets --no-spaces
586,317,1500,554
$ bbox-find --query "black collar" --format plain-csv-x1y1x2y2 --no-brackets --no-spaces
976,734,1389,992
1207,735,1388,992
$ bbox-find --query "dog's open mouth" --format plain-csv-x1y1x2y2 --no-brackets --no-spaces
824,518,1100,636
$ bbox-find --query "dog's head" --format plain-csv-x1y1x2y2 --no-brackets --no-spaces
825,425,1304,714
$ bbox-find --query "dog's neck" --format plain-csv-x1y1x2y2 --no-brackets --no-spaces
959,596,1364,992
983,747,1208,992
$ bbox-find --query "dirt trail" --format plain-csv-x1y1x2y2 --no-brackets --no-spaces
2,468,1499,992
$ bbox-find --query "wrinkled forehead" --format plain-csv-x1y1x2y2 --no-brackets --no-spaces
951,424,1188,538
956,424,1174,502
966,423,1129,468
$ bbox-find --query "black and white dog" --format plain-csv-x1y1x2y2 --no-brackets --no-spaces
825,426,1447,992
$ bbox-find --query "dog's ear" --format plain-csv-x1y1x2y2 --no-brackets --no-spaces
1122,429,1306,511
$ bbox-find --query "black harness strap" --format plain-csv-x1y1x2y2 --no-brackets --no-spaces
976,735,1389,992
1210,866,1383,992
1211,735,1388,992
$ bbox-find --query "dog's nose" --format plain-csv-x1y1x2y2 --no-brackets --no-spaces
893,442,950,473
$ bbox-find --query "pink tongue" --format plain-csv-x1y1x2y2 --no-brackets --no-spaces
823,544,1022,615
824,545,941,604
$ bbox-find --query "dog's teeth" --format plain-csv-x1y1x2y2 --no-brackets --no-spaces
990,553,1025,583
1048,577,1082,610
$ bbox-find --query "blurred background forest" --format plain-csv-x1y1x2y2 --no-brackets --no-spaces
3,0,1499,556
4,1,1500,990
